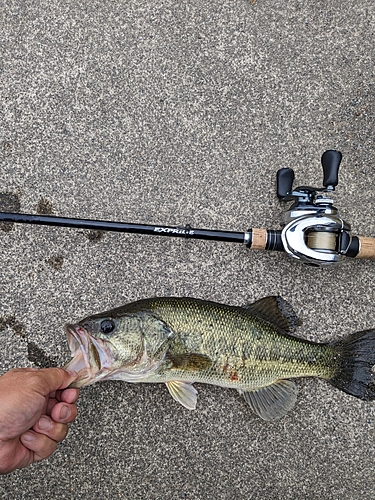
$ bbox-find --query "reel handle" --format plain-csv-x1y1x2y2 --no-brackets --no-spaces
321,150,341,190
276,168,295,199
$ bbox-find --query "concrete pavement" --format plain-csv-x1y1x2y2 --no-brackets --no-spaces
1,0,375,498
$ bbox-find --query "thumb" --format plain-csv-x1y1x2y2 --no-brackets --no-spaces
31,368,78,395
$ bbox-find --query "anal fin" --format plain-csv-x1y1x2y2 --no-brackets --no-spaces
238,380,298,421
166,381,198,410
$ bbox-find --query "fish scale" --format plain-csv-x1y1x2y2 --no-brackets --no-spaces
64,296,375,421
132,297,335,389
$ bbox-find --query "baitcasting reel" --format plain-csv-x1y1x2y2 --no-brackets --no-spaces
277,150,352,266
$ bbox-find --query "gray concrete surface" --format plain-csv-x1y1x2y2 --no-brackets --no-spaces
1,0,375,498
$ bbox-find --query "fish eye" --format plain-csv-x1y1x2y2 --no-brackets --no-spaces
100,319,115,335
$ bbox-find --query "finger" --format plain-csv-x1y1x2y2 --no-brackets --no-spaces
46,397,59,416
60,388,80,404
46,388,79,416
20,430,58,463
50,402,78,424
33,417,69,443
55,388,80,403
42,394,53,416
0,439,34,474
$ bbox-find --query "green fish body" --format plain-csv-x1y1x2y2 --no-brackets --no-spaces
64,296,375,420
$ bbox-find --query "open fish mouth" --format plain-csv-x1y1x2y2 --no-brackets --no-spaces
64,324,112,388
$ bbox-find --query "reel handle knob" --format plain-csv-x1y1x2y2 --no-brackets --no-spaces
277,168,295,199
321,150,342,190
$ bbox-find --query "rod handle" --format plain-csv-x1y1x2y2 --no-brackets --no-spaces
355,236,375,259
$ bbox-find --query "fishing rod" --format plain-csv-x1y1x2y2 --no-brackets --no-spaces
0,150,374,267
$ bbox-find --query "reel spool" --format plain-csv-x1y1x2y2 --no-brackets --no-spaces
307,231,337,253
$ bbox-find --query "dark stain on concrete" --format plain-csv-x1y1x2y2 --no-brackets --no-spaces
0,314,58,368
36,198,54,215
46,254,64,270
27,341,59,368
85,229,105,242
0,192,21,232
0,314,27,339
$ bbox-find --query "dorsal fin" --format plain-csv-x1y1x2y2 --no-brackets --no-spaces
238,380,298,421
243,296,301,333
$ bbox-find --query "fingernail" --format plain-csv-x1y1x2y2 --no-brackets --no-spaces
59,404,71,420
22,431,34,442
38,416,51,430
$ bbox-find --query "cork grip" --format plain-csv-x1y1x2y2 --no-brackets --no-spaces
356,237,375,259
251,228,267,250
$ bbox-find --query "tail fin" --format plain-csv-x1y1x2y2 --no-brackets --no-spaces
330,329,375,401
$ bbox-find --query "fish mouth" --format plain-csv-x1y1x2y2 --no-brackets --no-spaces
64,324,113,388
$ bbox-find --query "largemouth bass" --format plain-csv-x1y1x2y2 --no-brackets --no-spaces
64,296,375,420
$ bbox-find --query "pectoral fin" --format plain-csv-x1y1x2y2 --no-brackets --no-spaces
166,381,198,410
238,380,298,421
166,353,212,371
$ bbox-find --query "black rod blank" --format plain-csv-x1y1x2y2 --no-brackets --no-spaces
0,212,245,243
0,212,285,251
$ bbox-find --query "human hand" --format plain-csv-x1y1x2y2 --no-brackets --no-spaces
0,367,79,474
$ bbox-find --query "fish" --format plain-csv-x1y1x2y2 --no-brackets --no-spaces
63,296,375,421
